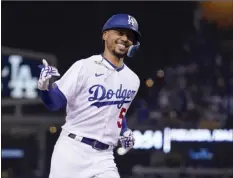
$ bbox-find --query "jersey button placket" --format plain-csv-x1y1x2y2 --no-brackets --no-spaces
100,71,117,142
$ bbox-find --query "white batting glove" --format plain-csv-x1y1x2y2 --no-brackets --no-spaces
37,59,60,91
119,129,135,150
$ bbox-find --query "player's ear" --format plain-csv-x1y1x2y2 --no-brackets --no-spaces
102,31,108,41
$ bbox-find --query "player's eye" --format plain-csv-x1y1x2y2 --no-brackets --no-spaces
127,33,134,43
116,31,124,36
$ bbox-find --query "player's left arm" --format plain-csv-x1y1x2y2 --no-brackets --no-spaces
121,116,128,134
119,76,140,150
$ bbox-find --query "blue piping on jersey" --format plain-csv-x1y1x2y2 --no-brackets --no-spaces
101,54,124,72
40,86,67,111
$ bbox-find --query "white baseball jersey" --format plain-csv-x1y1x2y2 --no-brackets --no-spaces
55,54,140,146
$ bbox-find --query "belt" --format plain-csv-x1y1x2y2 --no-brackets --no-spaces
68,133,110,150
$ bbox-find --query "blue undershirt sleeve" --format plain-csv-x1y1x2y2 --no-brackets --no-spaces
120,116,129,135
40,86,67,111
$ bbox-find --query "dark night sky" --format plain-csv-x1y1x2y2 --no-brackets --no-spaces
2,1,197,96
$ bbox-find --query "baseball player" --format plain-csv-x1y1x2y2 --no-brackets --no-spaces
38,14,141,178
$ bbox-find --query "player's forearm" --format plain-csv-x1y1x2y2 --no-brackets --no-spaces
40,86,67,111
120,117,128,135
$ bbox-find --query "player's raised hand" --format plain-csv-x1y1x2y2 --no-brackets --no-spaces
38,59,60,90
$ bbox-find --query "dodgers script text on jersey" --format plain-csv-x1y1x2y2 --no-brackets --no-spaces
88,84,136,109
55,55,140,146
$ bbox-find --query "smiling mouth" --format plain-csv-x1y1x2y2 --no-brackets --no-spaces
116,43,128,49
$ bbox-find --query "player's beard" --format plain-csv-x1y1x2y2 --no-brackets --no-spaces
112,49,126,59
106,40,128,59
112,43,128,59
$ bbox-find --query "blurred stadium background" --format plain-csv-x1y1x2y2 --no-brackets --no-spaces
1,1,233,178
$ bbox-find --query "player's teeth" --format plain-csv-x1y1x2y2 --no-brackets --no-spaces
117,44,125,48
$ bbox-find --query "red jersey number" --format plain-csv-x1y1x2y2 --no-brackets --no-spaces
117,107,127,128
